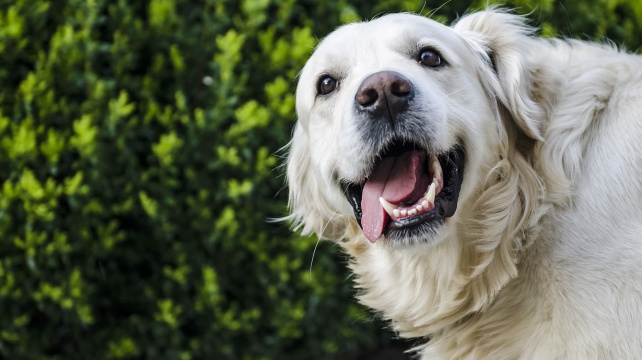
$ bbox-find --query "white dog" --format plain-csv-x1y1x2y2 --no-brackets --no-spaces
285,9,642,359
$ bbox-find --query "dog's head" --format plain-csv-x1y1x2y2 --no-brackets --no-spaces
286,10,547,249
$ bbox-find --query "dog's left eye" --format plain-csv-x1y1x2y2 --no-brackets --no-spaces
418,48,443,67
317,75,338,95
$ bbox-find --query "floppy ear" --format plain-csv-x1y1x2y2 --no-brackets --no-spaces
285,124,346,240
453,10,545,140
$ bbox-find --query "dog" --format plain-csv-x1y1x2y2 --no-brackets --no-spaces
285,9,642,359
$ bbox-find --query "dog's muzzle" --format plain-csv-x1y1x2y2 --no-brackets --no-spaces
340,71,465,244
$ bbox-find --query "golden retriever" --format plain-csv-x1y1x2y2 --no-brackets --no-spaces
285,9,642,359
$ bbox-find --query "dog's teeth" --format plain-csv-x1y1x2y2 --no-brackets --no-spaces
424,181,436,204
379,197,397,217
432,157,443,181
378,180,439,220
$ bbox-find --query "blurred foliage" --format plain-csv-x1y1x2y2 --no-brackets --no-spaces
0,0,639,359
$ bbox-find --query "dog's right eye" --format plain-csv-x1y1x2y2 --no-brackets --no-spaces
317,76,338,95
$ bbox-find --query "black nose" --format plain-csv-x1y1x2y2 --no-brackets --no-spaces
355,71,414,121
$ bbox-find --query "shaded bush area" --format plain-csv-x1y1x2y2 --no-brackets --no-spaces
0,0,639,359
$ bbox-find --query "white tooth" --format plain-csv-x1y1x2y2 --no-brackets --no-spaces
379,197,397,217
416,204,423,211
424,182,436,204
393,209,400,218
409,209,417,216
401,209,408,217
430,155,438,165
423,178,435,196
422,200,430,208
433,159,443,180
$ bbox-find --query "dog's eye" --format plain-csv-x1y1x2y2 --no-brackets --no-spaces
317,75,338,95
418,48,443,67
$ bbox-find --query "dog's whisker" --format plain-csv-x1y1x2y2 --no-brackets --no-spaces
310,210,339,275
418,1,427,16
444,84,473,98
427,0,453,18
309,236,321,276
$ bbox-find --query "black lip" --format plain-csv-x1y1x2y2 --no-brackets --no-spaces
342,182,364,225
341,145,465,240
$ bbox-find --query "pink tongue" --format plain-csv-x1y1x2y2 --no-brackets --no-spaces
360,151,428,243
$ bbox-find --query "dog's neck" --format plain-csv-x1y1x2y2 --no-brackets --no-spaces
340,207,556,356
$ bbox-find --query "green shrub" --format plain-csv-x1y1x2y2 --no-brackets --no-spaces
0,1,639,359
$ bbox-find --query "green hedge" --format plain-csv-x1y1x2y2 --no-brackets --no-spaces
0,1,640,359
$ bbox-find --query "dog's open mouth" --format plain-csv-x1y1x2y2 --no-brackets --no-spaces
342,140,465,243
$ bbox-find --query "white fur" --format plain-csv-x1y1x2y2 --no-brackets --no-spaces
286,10,642,359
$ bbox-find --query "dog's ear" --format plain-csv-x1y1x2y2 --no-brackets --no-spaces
453,10,545,140
284,124,346,240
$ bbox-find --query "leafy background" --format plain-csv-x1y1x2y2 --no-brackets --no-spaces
0,0,640,359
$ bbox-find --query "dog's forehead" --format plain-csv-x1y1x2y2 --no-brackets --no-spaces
306,14,461,73
313,14,456,61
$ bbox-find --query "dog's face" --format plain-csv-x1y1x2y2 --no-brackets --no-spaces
288,12,544,247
